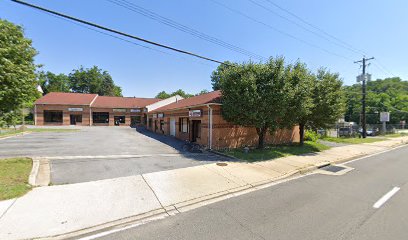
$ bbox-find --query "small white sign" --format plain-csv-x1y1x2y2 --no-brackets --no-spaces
380,112,390,122
158,113,164,118
130,109,141,113
113,108,126,112
189,110,202,117
68,108,83,112
152,114,157,118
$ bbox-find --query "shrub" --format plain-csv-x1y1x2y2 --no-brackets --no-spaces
304,129,319,142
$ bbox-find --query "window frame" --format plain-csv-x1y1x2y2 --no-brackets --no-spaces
44,110,63,123
92,112,109,124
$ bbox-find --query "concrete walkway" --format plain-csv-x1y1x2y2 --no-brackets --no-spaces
0,137,407,240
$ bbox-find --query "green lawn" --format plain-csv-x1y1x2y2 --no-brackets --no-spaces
321,136,387,144
0,128,79,138
221,141,330,162
0,158,33,200
384,132,407,138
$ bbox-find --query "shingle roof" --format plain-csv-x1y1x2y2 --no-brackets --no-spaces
91,96,161,108
35,92,98,105
152,90,221,112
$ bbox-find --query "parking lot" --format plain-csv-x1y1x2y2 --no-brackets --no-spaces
0,127,230,184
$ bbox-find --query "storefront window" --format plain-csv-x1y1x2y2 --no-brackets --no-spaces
160,120,164,131
179,117,188,133
44,110,62,123
93,112,109,123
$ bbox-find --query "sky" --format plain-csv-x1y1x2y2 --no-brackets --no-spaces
2,0,407,97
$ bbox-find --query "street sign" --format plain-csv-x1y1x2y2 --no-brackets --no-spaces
380,112,390,122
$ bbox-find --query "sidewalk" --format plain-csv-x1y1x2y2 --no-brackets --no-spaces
0,137,407,240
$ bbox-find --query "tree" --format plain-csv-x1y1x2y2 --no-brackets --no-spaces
308,68,345,130
38,71,70,95
196,89,209,96
154,89,195,99
283,62,315,145
0,19,40,127
219,57,290,149
68,66,122,96
210,61,233,90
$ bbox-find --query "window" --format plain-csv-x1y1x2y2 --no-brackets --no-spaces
44,110,62,123
179,117,188,133
93,112,109,123
148,118,152,128
131,116,141,125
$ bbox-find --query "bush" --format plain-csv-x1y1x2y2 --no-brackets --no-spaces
304,129,319,142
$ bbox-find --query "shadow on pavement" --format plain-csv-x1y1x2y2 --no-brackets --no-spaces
134,126,235,162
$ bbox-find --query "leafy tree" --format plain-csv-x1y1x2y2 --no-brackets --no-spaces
210,61,233,90
283,62,315,145
154,89,195,99
308,68,345,130
38,71,70,94
0,19,40,127
219,57,290,149
344,77,408,124
68,66,122,96
196,89,209,96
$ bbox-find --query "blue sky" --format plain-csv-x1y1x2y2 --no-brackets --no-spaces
2,0,407,97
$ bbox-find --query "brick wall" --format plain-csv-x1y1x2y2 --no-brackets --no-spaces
35,104,91,126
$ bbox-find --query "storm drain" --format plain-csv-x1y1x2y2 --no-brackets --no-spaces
319,165,346,173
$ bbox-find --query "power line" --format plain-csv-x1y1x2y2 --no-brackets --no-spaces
209,0,352,61
107,0,265,61
11,0,232,66
247,0,362,56
261,0,367,56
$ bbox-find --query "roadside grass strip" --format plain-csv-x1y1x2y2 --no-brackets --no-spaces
221,141,330,162
0,158,32,200
321,136,387,144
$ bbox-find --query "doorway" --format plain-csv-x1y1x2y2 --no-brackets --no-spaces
191,120,201,142
169,117,176,136
114,116,125,126
70,114,82,125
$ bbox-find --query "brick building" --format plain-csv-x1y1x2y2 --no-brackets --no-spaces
147,90,300,149
34,92,181,126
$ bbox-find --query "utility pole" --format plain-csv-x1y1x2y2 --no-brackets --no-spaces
355,57,374,138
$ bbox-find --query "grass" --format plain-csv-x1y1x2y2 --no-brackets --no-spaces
383,132,407,138
221,141,330,162
321,136,387,144
0,128,79,138
0,158,32,200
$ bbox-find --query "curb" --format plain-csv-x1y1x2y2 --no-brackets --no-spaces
28,141,408,240
28,158,50,187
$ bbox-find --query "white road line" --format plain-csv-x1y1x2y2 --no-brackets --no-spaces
373,187,400,209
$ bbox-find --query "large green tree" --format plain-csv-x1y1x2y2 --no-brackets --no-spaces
68,66,122,96
38,71,70,94
218,57,290,149
211,61,233,90
0,19,40,127
154,89,207,99
344,77,408,124
283,62,315,145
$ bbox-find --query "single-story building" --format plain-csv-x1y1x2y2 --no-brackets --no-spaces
34,92,182,126
147,90,300,149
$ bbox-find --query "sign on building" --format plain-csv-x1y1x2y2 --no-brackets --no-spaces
152,114,157,118
158,113,164,118
130,109,141,113
113,108,126,112
380,112,390,122
68,108,83,112
189,110,202,117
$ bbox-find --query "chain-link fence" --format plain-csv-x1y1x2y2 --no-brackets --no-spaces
325,123,408,138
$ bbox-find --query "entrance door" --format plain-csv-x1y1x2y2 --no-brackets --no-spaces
170,118,176,136
191,120,201,142
70,114,82,125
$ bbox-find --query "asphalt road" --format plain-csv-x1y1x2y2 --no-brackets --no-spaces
94,145,408,240
0,127,230,184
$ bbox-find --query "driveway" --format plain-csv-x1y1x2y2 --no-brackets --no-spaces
0,127,231,184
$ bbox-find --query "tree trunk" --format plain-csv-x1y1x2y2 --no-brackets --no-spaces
256,127,267,149
299,123,305,146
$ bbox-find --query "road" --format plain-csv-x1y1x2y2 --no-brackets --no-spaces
0,127,229,184
92,145,408,240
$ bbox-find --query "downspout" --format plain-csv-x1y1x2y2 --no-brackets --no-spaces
207,104,213,150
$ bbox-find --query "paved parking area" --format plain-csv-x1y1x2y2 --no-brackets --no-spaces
0,127,231,184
